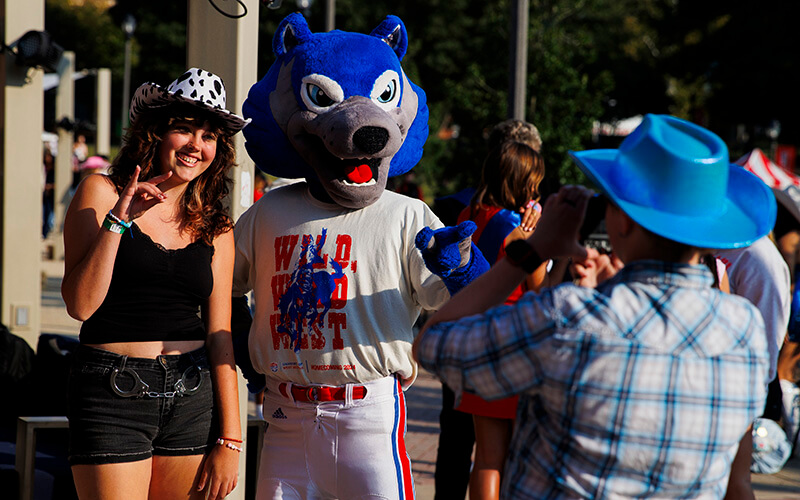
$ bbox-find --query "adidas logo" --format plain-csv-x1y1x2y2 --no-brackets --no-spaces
272,408,287,420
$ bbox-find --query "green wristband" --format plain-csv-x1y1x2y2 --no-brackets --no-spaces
102,215,127,235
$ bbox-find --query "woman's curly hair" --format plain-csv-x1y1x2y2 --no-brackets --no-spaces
107,102,236,245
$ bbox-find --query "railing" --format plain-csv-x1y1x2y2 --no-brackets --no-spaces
15,415,266,500
15,416,69,500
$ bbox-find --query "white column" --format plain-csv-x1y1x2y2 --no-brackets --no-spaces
50,51,75,261
187,0,259,222
1,0,45,349
95,68,111,156
187,2,260,498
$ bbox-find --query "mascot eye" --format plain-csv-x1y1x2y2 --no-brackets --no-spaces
300,75,344,113
307,84,335,107
377,81,397,103
370,69,401,111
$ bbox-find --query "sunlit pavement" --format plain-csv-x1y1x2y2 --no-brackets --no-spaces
405,370,441,500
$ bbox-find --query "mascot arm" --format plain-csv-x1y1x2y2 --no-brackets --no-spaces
231,295,267,394
415,221,489,296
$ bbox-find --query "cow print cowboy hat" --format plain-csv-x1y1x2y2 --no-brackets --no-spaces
129,68,250,133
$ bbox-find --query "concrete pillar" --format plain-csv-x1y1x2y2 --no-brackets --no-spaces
95,68,111,156
1,0,45,349
187,2,260,498
187,0,259,223
50,51,75,261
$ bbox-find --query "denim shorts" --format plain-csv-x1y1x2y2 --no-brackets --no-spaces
67,345,216,465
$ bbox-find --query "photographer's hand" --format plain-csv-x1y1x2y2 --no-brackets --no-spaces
528,185,593,262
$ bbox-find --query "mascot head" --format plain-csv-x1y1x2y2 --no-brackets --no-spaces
243,14,429,209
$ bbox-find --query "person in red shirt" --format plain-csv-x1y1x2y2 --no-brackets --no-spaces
456,140,547,500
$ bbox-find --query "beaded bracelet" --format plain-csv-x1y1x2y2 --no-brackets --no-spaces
216,438,242,452
106,210,131,229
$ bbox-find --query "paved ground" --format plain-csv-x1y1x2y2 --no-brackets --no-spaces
405,370,443,500
38,257,800,499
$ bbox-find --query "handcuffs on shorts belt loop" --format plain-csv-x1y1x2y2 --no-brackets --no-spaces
110,355,203,398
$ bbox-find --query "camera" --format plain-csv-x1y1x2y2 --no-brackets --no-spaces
580,194,610,253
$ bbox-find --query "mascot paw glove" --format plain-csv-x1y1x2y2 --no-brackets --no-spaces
415,221,489,295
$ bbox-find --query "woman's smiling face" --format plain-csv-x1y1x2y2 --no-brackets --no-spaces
158,119,218,184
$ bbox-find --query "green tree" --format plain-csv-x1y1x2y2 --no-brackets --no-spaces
651,0,800,158
45,0,126,76
107,0,187,89
44,0,127,135
45,0,186,139
300,1,668,194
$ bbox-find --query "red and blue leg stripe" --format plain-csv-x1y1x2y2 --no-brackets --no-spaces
391,377,415,499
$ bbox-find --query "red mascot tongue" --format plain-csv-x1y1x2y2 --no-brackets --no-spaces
344,164,372,184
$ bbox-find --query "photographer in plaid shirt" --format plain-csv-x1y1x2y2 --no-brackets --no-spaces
414,114,775,499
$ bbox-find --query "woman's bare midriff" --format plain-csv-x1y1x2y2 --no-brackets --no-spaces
85,340,206,358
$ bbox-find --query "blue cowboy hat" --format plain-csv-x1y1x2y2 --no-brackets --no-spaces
570,114,776,249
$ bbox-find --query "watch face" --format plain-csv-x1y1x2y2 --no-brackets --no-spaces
506,239,529,262
506,239,539,273
508,239,532,257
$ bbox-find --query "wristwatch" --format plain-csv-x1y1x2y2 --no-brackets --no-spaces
504,239,543,274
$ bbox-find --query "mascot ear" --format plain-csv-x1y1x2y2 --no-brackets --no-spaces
273,13,313,57
370,15,408,61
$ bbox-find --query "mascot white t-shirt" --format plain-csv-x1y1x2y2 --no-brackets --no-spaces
233,13,490,498
234,182,448,387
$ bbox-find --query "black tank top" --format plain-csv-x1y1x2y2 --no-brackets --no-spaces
80,223,214,343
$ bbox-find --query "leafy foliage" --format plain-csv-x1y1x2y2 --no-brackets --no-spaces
106,0,187,89
652,0,800,159
300,0,663,195
45,0,126,75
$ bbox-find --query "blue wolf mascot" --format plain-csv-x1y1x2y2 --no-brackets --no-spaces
231,13,486,499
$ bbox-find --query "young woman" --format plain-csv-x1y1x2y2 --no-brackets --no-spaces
61,68,248,500
456,141,547,500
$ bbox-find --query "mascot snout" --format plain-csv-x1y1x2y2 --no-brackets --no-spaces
302,96,404,161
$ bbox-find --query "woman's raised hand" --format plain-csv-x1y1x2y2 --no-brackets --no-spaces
111,166,172,222
519,200,542,233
